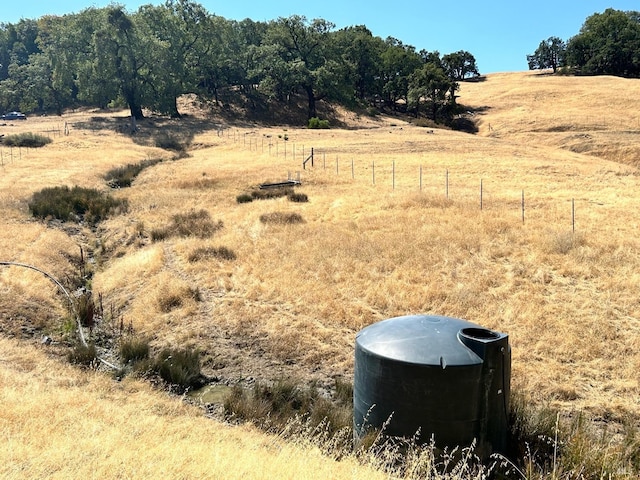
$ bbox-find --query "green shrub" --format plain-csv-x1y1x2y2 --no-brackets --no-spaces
67,342,97,366
28,186,128,224
119,336,151,364
188,246,237,262
105,158,162,188
307,117,330,129
288,192,308,203
2,132,52,148
236,193,253,203
259,212,304,224
153,347,203,390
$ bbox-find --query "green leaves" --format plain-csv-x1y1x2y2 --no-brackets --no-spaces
527,37,566,73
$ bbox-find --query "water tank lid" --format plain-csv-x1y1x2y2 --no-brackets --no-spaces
356,314,503,366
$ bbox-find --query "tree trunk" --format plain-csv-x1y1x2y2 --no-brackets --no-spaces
169,96,181,118
305,85,317,119
129,103,144,121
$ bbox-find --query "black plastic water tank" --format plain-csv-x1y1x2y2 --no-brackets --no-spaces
353,314,510,459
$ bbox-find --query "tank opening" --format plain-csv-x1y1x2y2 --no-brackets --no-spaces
460,327,500,340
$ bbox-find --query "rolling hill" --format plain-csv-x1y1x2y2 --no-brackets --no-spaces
1,70,640,478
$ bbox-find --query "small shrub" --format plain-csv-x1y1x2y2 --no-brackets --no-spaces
75,292,95,329
259,212,304,224
224,384,271,421
67,342,97,366
150,227,169,242
151,210,223,241
119,336,151,364
545,231,585,255
413,118,438,129
449,117,479,134
188,246,237,262
153,347,203,390
236,193,253,204
334,376,353,405
171,210,222,238
158,292,183,312
28,186,128,224
105,158,162,188
251,187,293,200
288,192,308,203
307,117,330,129
2,132,52,148
223,379,353,436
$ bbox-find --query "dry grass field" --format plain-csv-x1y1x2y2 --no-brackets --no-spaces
2,70,640,477
0,336,391,479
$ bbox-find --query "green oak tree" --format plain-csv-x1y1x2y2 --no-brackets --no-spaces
260,15,340,119
408,62,453,121
527,36,566,73
565,8,640,76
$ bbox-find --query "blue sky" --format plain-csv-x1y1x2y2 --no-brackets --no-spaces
3,1,639,73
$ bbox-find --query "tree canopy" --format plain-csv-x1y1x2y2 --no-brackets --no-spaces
0,0,480,124
527,8,640,77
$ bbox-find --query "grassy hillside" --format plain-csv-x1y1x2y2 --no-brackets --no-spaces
1,71,640,477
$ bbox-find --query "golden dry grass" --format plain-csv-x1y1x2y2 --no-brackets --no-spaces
2,72,640,476
0,336,389,480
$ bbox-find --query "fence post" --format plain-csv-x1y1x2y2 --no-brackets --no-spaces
419,165,423,191
336,156,339,175
351,159,354,179
521,190,525,223
480,179,483,210
572,198,575,232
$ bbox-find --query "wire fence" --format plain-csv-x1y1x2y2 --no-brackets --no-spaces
0,124,592,232
0,124,66,165
224,130,587,232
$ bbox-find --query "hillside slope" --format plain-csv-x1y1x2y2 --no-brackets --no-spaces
459,71,640,167
1,71,640,477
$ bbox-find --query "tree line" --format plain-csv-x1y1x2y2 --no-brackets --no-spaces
527,8,640,77
0,0,479,124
